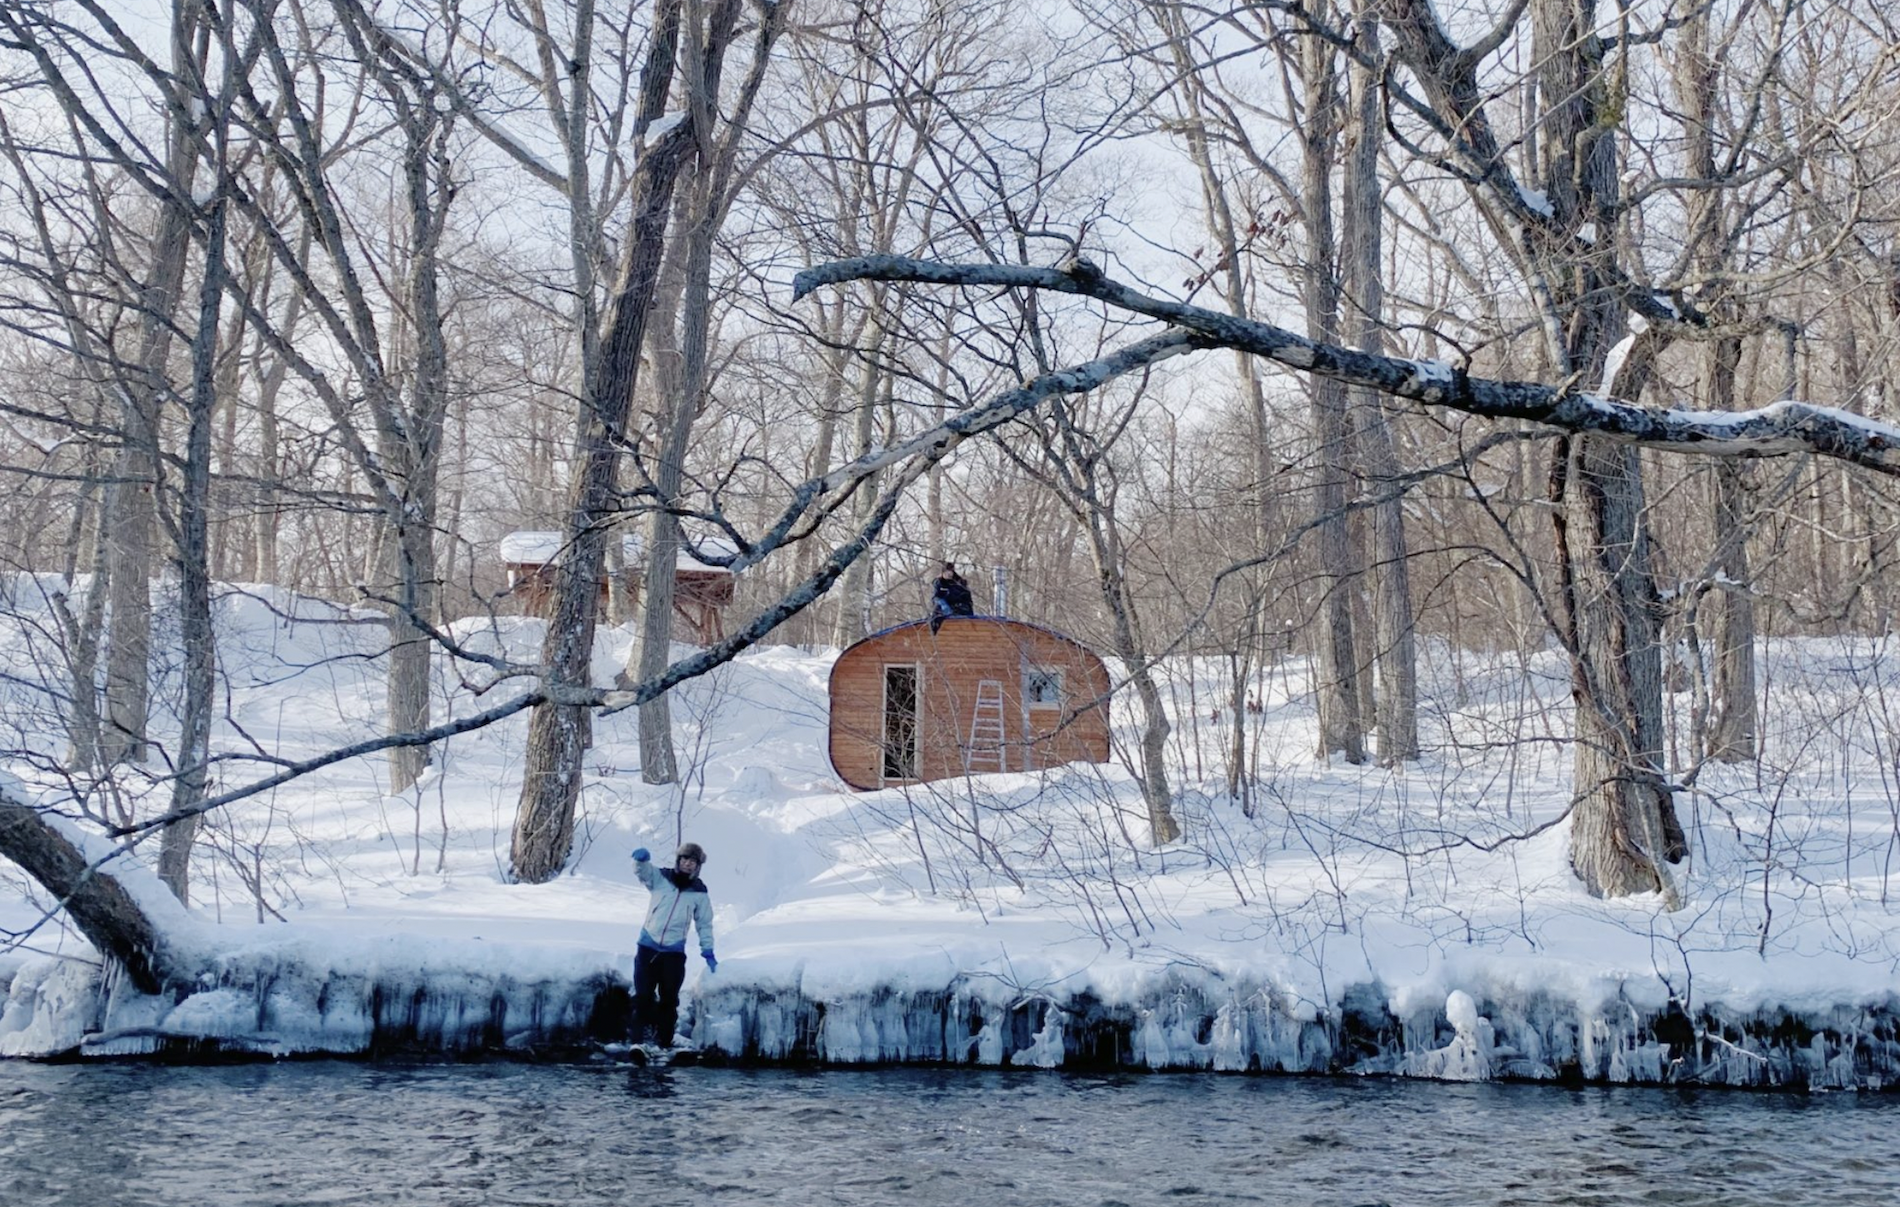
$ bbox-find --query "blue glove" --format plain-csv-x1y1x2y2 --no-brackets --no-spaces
632,847,650,862
703,951,718,973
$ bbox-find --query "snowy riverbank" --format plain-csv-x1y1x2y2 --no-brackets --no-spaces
2,579,1898,1085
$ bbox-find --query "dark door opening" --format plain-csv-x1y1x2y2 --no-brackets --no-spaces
882,665,919,781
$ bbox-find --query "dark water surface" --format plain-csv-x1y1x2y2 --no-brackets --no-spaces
1,1061,1894,1206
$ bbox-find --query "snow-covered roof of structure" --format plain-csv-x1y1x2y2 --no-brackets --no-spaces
498,530,736,572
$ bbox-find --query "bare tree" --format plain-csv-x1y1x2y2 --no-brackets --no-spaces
1001,388,1183,844
1339,1,1417,763
629,0,790,786
511,0,752,881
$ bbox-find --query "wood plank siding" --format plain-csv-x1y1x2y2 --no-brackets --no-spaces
502,563,734,644
828,617,1112,791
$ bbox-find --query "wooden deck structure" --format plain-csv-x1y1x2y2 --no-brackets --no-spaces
828,617,1111,791
499,531,735,644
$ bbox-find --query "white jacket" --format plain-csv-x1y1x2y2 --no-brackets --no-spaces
634,854,715,955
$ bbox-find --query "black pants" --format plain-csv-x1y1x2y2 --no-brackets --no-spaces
632,946,688,1046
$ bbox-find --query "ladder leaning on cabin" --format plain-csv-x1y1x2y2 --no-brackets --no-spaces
965,679,1007,774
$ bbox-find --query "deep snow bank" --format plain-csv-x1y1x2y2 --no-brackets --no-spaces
3,579,1900,1088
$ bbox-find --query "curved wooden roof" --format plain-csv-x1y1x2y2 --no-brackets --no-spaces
834,615,1101,664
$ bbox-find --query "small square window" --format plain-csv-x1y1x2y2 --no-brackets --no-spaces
1023,668,1063,707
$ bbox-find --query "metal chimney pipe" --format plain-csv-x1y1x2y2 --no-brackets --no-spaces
992,565,1008,617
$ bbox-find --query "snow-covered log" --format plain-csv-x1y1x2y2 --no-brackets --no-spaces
793,256,1900,477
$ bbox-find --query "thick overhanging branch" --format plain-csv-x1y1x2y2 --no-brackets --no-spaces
793,255,1900,478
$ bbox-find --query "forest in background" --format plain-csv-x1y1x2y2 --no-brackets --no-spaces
1,0,1898,990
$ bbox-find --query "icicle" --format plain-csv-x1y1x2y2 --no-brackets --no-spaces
1010,1005,1065,1068
1402,991,1493,1081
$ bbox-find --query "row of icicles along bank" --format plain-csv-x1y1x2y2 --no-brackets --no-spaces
5,956,1894,1089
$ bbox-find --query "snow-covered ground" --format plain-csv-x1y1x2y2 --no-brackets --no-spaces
2,575,1898,1083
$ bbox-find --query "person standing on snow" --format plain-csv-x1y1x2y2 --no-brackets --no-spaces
629,842,716,1047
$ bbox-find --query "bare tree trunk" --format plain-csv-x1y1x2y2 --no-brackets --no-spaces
832,300,891,647
1340,9,1417,763
791,304,855,643
383,103,454,795
65,520,111,773
1707,452,1757,761
633,0,787,782
514,141,686,875
1089,533,1179,845
1018,394,1181,845
159,152,230,904
633,187,696,786
1529,0,1685,902
1164,22,1276,792
385,522,439,793
0,119,115,773
1553,437,1686,901
513,0,736,881
1298,18,1366,763
1673,3,1755,763
250,282,296,586
102,7,206,769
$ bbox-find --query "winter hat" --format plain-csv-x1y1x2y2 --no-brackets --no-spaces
676,842,707,866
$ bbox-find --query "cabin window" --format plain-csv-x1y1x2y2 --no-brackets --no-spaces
1023,667,1064,707
882,664,919,781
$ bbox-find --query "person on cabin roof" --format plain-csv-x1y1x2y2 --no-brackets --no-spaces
629,841,716,1047
929,562,975,634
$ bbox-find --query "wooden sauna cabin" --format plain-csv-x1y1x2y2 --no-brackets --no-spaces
499,530,736,643
828,616,1112,790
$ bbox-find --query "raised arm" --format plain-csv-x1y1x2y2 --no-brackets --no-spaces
631,847,660,889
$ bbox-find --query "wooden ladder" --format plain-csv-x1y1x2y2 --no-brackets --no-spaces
964,679,1007,774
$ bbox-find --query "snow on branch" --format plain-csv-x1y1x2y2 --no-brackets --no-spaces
793,256,1900,478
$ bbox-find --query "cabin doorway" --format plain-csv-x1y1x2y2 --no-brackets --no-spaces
881,664,919,782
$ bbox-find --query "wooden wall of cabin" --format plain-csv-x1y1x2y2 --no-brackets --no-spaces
502,562,731,643
828,619,1111,791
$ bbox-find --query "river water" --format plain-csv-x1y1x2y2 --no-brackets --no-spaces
1,1061,1894,1206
